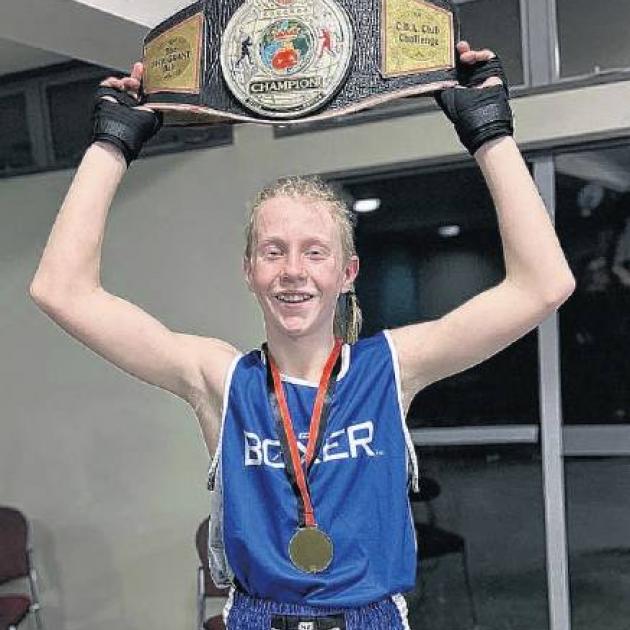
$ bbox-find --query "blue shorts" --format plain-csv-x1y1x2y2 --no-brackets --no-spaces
223,588,410,630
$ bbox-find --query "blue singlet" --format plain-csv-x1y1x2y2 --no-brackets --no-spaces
207,331,419,608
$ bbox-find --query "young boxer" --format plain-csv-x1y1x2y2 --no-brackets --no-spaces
30,42,575,630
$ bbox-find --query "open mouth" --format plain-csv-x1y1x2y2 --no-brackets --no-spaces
274,293,314,304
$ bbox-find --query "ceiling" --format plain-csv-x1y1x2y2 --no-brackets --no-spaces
0,0,154,74
73,0,194,27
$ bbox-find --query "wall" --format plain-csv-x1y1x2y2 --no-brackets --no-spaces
1,82,630,629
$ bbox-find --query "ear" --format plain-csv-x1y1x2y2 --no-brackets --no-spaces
341,255,359,293
243,257,254,292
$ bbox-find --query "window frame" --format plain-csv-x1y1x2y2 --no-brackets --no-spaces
0,61,234,179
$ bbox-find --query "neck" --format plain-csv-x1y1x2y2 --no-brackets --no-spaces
265,328,337,383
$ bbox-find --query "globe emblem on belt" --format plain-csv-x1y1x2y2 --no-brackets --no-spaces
220,0,354,119
259,19,315,76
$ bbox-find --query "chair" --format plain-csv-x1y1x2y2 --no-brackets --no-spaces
195,517,230,630
0,507,44,630
410,477,478,628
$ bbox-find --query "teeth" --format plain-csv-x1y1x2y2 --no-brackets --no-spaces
276,294,312,303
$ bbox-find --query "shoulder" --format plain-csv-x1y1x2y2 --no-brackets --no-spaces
345,331,397,376
350,330,393,358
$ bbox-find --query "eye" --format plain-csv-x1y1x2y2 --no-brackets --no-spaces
306,247,327,259
263,246,283,259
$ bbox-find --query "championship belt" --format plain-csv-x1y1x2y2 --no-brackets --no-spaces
142,0,460,125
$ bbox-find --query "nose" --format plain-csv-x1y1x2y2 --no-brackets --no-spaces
280,250,306,282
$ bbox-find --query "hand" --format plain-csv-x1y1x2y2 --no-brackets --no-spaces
100,61,145,99
434,41,514,156
92,62,162,167
456,41,505,90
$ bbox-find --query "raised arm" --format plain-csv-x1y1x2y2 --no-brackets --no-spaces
390,43,576,410
29,66,237,452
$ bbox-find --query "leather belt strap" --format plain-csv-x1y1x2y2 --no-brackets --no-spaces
142,0,460,125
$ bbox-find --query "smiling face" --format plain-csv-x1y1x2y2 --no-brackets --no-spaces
244,194,359,342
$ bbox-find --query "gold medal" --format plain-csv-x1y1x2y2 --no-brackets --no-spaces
289,526,334,573
264,340,342,574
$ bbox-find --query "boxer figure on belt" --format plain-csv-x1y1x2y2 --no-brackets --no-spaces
30,41,575,629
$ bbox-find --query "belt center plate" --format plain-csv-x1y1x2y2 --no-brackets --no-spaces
220,0,354,118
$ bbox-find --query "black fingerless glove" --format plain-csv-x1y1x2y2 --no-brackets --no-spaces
435,55,513,156
457,56,510,95
92,86,162,167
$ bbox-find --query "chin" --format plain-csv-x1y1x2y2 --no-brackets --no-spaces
287,318,336,341
277,319,311,337
268,314,322,340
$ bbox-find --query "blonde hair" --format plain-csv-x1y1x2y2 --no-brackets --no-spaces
245,175,362,343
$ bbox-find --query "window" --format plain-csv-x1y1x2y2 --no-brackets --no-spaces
45,68,234,168
0,92,34,173
47,75,110,165
0,61,234,178
457,0,524,86
339,162,539,427
555,144,630,424
565,457,630,629
557,0,630,78
409,445,549,629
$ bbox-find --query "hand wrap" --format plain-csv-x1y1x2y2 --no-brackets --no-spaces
92,87,162,166
435,55,513,156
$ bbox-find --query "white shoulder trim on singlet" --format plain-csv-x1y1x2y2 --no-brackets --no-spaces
391,593,412,630
208,352,243,488
383,330,419,493
223,586,236,626
258,342,351,388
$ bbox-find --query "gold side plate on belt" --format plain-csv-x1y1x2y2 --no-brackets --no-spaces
381,0,454,78
143,12,204,94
